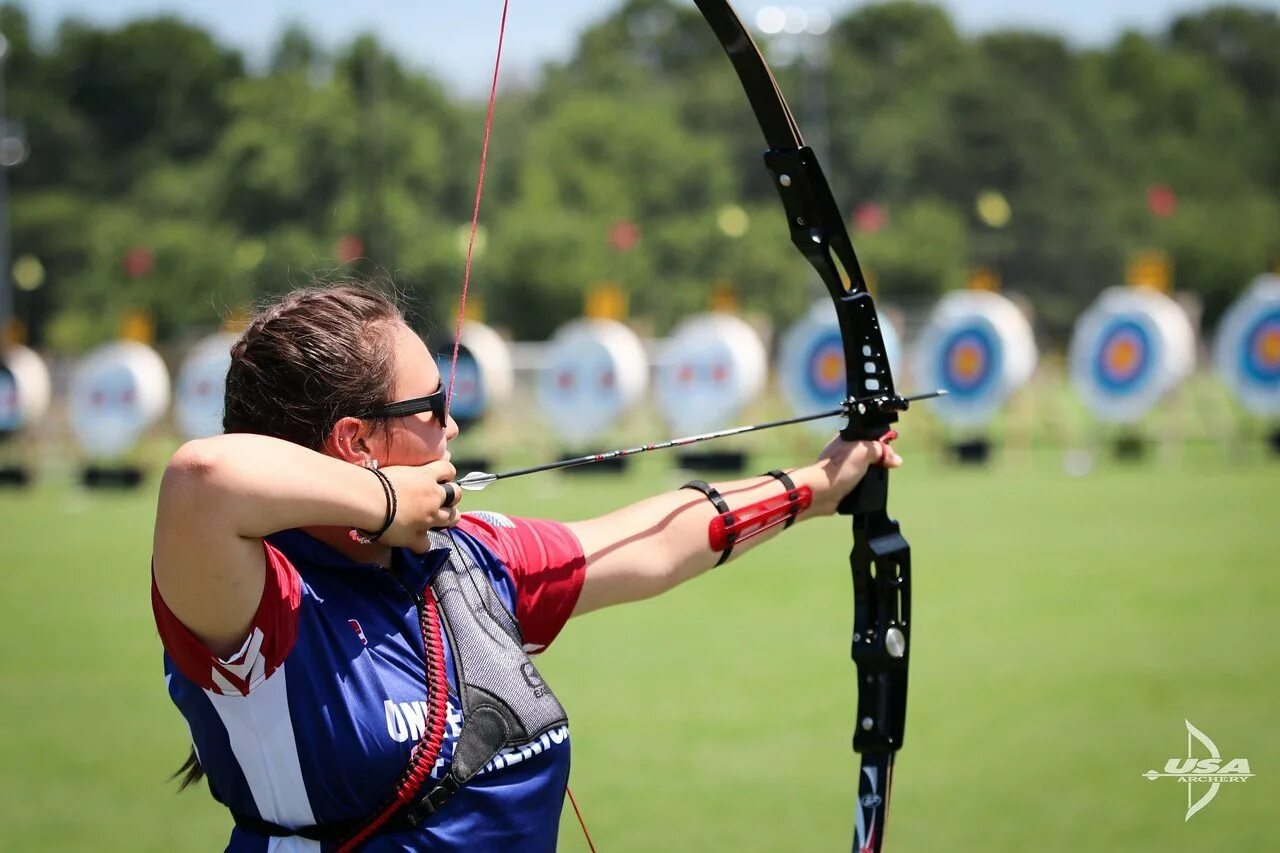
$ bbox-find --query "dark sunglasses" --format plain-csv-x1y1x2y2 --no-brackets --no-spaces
358,381,447,422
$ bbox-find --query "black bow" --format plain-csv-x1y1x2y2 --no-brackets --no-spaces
692,4,912,850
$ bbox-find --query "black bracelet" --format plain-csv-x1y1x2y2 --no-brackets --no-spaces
681,479,735,567
351,464,397,544
764,469,800,529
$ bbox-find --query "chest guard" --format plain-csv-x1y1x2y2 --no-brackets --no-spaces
427,530,569,788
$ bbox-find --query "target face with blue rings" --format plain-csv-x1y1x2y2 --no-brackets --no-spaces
435,350,484,424
0,363,18,432
1241,308,1280,385
911,290,1036,429
800,329,847,400
1091,319,1154,395
777,301,902,433
937,325,1001,398
1214,275,1280,415
1070,286,1195,424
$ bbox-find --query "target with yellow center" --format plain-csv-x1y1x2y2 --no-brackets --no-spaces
911,291,1037,429
939,329,997,395
777,301,902,433
1094,321,1152,393
1214,275,1280,416
1070,286,1196,424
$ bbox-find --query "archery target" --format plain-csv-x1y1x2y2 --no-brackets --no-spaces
0,360,17,434
655,313,767,435
1070,287,1196,424
0,344,51,434
1214,274,1280,416
68,340,171,458
776,300,902,433
174,332,235,440
434,321,513,427
911,291,1037,428
536,318,648,445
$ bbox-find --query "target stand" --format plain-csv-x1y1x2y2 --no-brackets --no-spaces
675,448,748,474
947,438,992,466
1112,432,1151,461
81,465,145,489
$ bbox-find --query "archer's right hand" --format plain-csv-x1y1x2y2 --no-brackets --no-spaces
379,459,463,552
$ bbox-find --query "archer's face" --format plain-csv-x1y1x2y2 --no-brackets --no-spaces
368,322,459,466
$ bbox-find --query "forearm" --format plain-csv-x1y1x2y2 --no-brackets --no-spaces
568,461,846,614
162,434,387,540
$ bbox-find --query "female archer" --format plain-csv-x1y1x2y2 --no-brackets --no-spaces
151,282,902,851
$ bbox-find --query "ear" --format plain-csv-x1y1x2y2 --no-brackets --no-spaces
325,416,373,465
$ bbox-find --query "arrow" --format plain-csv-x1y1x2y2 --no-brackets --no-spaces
456,390,947,491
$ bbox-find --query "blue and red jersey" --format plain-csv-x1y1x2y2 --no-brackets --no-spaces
152,512,587,852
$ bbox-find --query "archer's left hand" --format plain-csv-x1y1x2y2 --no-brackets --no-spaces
810,431,903,514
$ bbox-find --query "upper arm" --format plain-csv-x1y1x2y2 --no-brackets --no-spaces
152,440,269,658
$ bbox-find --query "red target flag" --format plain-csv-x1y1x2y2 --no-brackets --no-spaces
609,221,640,253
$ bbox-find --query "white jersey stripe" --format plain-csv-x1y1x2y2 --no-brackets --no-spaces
266,836,321,852
207,663,316,827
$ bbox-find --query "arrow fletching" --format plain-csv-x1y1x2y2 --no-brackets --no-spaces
456,471,498,492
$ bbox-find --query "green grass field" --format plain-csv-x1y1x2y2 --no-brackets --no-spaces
1,440,1275,851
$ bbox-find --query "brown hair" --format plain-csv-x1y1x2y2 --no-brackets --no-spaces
223,283,403,449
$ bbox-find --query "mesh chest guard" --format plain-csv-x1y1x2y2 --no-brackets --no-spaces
427,530,569,785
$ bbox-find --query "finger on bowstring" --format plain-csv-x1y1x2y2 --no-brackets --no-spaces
440,481,461,509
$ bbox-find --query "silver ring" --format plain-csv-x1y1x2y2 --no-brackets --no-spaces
441,482,459,507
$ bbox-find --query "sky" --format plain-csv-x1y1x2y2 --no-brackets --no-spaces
23,0,1280,98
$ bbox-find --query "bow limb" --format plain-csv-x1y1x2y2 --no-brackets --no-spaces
690,3,912,851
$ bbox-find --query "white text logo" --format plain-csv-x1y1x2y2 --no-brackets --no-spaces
1143,720,1253,821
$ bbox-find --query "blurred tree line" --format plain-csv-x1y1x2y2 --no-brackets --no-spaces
2,0,1278,350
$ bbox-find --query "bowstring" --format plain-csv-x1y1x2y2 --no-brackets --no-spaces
447,0,510,415
452,9,598,851
566,785,598,853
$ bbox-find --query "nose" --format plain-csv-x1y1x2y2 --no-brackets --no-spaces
444,414,460,442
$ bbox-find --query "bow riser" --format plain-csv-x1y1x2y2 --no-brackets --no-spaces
850,500,910,753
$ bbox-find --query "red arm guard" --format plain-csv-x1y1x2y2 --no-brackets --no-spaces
708,485,813,552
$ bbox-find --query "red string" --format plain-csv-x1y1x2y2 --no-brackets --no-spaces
449,9,598,851
447,0,510,415
566,785,598,853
